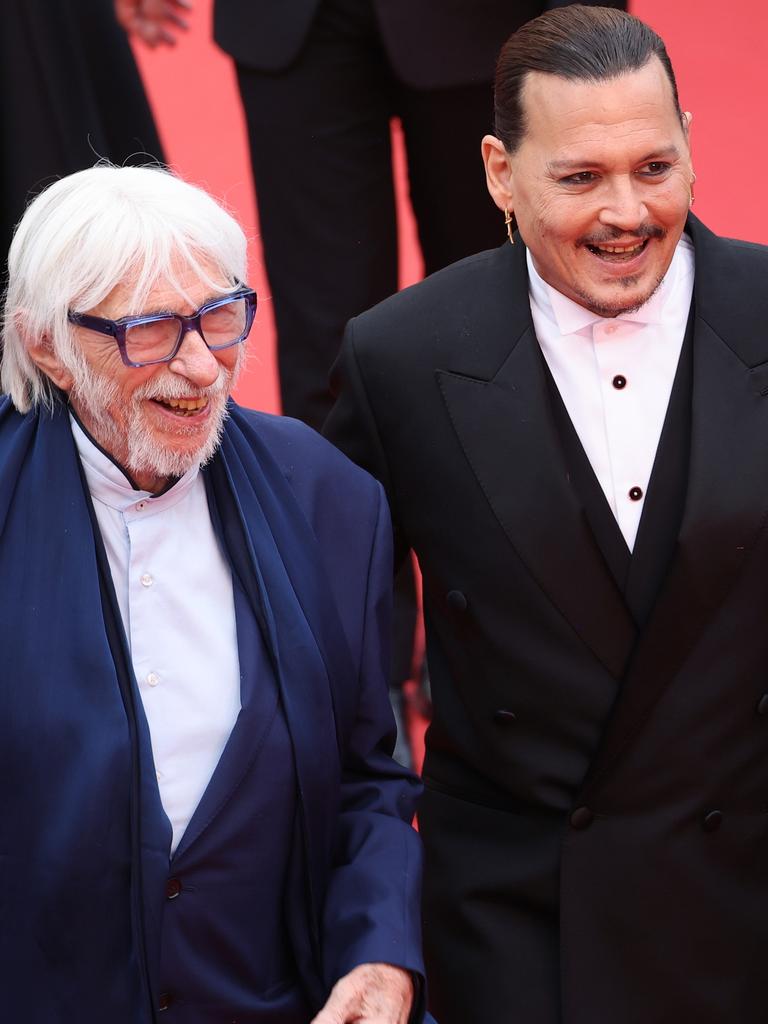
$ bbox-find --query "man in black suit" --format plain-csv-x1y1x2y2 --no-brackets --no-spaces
325,6,768,1022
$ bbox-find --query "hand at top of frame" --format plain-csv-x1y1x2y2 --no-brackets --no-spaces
114,0,192,47
311,963,414,1024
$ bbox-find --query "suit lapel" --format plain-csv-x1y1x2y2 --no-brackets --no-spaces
437,243,636,680
585,225,768,786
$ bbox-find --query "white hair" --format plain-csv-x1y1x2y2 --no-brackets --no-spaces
1,163,248,412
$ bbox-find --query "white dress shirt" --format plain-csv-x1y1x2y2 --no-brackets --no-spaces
527,236,695,550
72,418,241,854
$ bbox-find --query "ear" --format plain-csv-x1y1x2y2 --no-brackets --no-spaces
481,134,515,214
24,329,75,394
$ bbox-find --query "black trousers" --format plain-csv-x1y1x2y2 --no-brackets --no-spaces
235,0,502,430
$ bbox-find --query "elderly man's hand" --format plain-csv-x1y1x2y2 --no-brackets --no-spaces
311,963,414,1024
114,0,191,47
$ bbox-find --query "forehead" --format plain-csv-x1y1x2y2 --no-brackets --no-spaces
92,256,229,318
518,58,684,160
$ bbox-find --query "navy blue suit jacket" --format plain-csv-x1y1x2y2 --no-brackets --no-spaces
0,401,428,1022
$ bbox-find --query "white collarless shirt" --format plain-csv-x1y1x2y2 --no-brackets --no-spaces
71,418,241,854
527,236,695,551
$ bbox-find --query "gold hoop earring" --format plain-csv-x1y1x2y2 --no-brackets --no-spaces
504,208,516,245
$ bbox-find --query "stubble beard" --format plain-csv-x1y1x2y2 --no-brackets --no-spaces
572,270,666,319
572,223,669,318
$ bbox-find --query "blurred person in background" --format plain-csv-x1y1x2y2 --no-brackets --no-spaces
0,165,430,1024
1,0,164,273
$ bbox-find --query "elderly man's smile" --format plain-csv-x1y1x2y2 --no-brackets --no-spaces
151,395,210,418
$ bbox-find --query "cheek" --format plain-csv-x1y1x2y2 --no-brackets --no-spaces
217,347,242,379
529,194,586,246
84,338,126,377
114,370,157,410
647,179,691,221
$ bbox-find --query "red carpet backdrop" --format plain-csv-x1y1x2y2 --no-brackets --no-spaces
131,0,768,414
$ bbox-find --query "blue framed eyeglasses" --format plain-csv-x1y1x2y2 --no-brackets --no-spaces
68,286,257,368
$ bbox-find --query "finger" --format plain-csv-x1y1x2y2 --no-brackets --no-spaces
135,16,176,46
165,11,190,29
170,0,193,9
310,987,356,1024
133,21,160,45
156,26,180,45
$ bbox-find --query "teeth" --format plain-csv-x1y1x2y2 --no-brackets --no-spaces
165,397,206,411
594,241,645,254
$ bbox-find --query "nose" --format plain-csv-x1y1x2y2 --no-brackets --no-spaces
598,176,648,232
167,328,220,388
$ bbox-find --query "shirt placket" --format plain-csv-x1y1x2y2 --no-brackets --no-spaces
592,319,649,550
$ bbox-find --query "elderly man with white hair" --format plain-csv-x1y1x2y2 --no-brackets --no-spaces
0,165,430,1024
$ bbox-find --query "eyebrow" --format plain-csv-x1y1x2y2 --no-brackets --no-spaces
547,144,682,174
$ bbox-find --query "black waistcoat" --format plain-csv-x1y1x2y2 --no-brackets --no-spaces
543,308,694,630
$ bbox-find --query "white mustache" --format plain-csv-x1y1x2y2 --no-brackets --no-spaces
133,366,232,403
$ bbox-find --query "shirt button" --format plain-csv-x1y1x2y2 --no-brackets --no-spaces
156,770,163,781
628,486,643,501
140,573,153,587
612,374,627,389
146,672,159,687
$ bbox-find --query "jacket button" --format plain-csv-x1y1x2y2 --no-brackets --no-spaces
702,810,723,832
493,709,517,724
570,806,594,830
158,992,173,1011
446,590,467,611
757,694,768,715
166,878,182,900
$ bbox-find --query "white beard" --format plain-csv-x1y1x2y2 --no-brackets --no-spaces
66,349,241,482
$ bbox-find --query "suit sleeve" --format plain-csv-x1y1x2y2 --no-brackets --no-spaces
320,480,427,1018
324,318,411,568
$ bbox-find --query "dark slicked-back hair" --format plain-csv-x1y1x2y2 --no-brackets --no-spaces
494,5,682,153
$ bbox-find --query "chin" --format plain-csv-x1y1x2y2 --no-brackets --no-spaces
127,405,229,482
577,277,662,319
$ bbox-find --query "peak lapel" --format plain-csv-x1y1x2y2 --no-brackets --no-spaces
437,243,636,680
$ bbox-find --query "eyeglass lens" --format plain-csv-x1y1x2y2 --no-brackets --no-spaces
125,296,249,363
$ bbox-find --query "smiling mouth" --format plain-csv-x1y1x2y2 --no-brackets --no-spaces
152,397,208,417
586,239,649,262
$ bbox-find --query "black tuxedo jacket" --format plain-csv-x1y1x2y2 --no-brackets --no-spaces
215,0,594,87
325,216,768,1022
